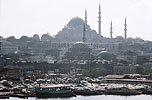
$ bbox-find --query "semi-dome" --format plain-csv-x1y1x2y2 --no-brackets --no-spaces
64,41,92,60
73,41,88,49
99,51,110,54
33,34,40,41
98,51,115,61
74,41,85,45
68,17,84,27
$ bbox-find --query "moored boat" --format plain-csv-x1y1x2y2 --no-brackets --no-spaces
105,87,142,96
11,93,28,98
0,92,13,99
74,87,102,96
35,84,76,98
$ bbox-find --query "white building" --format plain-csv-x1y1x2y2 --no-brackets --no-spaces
113,65,136,74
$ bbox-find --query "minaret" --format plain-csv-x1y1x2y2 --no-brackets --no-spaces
0,0,1,13
83,23,86,43
85,9,87,25
83,9,87,43
124,17,127,40
0,0,1,39
98,3,101,36
110,21,113,39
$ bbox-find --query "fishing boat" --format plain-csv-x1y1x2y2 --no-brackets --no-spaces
35,84,76,98
0,92,13,99
105,87,142,96
74,87,102,96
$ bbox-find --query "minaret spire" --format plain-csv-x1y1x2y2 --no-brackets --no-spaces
83,23,86,43
85,9,87,25
98,3,101,36
110,21,113,39
124,17,127,40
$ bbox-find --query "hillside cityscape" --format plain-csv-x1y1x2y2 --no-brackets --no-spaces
0,3,152,99
1,11,152,76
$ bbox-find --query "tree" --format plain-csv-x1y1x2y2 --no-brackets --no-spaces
6,36,16,43
136,66,144,74
136,66,152,75
20,36,31,42
137,56,150,65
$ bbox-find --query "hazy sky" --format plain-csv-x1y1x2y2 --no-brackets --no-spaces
0,0,152,40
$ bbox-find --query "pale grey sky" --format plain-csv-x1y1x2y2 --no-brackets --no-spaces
0,0,152,40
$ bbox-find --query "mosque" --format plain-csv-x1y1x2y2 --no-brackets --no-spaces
50,4,128,59
55,4,127,43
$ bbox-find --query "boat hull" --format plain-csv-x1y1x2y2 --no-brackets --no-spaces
105,88,142,96
35,87,76,98
36,92,75,98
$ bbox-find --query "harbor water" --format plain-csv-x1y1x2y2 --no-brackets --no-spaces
5,95,152,100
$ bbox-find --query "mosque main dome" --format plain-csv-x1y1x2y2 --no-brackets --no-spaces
67,17,84,27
